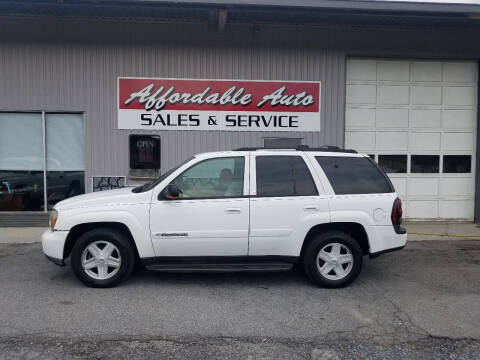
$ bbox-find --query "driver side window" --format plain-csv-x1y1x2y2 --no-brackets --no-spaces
172,157,245,199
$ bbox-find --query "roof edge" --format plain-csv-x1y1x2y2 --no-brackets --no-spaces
97,0,480,14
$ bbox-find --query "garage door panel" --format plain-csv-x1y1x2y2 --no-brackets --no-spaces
444,86,476,106
411,62,443,82
346,107,375,128
439,200,473,219
345,131,375,151
376,131,408,150
410,109,441,128
389,177,407,197
377,61,410,81
346,58,477,220
376,108,408,128
443,110,475,129
347,59,377,81
442,132,475,151
407,200,439,219
440,178,474,197
411,86,442,105
445,62,477,83
409,132,441,151
346,85,376,104
407,178,439,196
377,85,409,105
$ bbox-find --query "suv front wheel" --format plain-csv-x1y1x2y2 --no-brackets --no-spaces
71,228,135,288
303,230,363,288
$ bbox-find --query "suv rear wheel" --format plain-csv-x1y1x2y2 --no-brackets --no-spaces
303,230,363,288
71,228,135,288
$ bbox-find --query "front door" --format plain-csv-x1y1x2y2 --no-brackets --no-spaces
149,155,249,256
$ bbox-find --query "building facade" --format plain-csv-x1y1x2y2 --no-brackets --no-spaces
0,0,479,224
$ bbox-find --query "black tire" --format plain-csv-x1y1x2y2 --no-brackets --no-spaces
71,228,136,288
302,230,363,288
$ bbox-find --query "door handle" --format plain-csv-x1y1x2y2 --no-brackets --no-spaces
225,207,242,214
303,205,319,211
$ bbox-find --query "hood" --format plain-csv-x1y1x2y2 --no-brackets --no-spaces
54,187,151,210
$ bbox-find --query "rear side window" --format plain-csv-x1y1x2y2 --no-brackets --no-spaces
256,156,317,197
315,156,393,195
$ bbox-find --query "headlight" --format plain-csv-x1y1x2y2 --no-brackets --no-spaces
49,210,58,231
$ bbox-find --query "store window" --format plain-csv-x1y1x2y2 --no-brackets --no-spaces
378,155,407,173
129,135,160,182
46,114,85,210
129,135,160,170
0,113,44,211
0,112,85,212
411,155,439,173
443,155,471,173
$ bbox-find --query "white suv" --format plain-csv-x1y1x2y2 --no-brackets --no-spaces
42,146,407,288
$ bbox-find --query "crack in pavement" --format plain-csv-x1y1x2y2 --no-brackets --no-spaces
1,334,479,360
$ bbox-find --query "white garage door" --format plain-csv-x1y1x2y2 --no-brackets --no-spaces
345,58,478,220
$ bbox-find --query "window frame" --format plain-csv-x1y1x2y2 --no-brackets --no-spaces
159,155,249,200
252,154,319,198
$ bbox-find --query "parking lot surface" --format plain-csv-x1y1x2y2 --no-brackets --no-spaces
0,240,479,359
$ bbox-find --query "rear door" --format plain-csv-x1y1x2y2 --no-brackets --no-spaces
248,152,330,256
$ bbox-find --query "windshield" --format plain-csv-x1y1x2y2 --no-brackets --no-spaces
131,157,194,193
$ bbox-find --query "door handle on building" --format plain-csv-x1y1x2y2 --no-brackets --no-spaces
225,207,242,214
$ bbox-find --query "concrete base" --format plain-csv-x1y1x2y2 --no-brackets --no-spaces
0,227,47,244
405,221,480,241
1,222,480,244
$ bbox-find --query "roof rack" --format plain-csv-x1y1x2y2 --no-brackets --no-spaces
233,145,357,153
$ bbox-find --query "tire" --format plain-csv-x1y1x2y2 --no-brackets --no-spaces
302,230,363,288
71,228,136,288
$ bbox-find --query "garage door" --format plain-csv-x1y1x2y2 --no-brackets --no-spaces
345,58,478,220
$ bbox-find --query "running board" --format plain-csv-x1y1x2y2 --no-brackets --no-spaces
145,262,293,273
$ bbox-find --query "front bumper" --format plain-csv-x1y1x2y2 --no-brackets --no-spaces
45,254,65,266
41,229,68,266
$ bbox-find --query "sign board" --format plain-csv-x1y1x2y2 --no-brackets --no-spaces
118,78,321,132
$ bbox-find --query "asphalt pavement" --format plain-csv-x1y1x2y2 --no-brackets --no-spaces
0,240,479,359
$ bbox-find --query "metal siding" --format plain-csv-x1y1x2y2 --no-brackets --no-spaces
0,41,340,182
0,18,479,191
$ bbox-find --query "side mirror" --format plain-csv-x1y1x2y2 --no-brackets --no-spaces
161,183,181,200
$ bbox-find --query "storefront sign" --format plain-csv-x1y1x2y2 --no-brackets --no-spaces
118,77,321,132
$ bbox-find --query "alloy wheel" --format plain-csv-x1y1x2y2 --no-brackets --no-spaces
316,242,354,281
81,241,122,280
